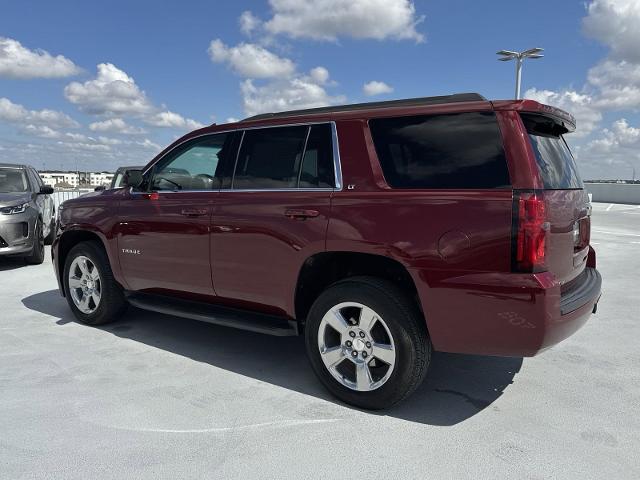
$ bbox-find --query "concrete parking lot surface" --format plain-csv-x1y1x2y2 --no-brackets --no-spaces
1,203,638,479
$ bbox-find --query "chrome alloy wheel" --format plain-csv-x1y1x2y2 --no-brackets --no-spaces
68,256,102,314
317,302,396,392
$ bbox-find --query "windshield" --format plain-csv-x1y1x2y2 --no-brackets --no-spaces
0,168,29,193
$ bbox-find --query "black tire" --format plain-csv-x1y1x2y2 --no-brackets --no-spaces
305,276,431,410
24,218,45,265
63,240,127,325
44,214,55,245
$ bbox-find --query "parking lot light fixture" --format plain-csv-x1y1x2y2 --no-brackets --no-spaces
497,48,544,99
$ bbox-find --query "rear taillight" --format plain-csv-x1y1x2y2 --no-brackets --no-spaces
575,216,590,251
513,191,549,273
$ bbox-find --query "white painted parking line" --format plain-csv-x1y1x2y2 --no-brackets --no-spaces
606,204,614,211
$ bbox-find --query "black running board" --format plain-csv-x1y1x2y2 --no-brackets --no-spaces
126,292,299,336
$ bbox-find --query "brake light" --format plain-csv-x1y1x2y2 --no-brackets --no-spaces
513,191,548,273
575,216,590,251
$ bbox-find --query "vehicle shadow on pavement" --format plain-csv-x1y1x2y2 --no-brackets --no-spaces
22,289,523,427
0,257,28,271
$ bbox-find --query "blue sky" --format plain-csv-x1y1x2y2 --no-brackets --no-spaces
1,0,639,179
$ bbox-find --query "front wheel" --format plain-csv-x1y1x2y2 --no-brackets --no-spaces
24,219,45,265
305,276,431,410
63,241,127,325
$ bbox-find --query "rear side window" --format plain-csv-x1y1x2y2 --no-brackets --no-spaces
234,126,307,189
521,114,583,189
369,112,511,189
232,124,335,189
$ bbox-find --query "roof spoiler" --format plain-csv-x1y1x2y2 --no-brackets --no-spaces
492,100,576,133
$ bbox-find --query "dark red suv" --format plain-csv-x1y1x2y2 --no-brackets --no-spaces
52,93,602,409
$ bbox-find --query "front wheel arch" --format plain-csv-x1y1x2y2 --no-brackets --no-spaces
57,230,123,294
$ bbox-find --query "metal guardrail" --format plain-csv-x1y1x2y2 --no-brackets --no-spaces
52,189,93,213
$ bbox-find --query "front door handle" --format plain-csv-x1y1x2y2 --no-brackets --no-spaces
284,209,320,220
181,208,208,217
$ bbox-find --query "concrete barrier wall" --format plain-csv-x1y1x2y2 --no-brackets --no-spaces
584,183,640,205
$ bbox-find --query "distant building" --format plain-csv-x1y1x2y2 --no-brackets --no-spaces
40,172,80,188
39,171,114,188
88,172,114,186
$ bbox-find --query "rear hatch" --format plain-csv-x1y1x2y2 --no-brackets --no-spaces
515,113,591,286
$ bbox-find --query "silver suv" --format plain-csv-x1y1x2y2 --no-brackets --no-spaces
0,163,55,264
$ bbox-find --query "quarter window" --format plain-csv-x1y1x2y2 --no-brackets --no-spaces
521,114,583,189
369,112,511,189
299,124,335,188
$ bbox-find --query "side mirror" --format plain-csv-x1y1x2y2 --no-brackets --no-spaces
94,185,106,192
39,185,54,195
122,169,144,189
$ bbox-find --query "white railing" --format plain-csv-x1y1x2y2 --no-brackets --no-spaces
52,189,94,212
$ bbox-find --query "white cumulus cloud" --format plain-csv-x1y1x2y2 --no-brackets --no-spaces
524,88,602,137
64,63,154,116
89,118,146,135
144,111,205,130
587,59,640,110
239,11,262,36
0,37,81,79
64,63,204,133
363,81,394,96
577,118,640,179
208,39,295,79
241,69,346,117
583,0,640,63
0,97,79,129
262,0,424,42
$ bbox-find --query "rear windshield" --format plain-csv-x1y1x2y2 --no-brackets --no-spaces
368,112,511,189
521,114,583,189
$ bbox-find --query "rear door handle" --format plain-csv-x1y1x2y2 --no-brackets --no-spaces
181,208,208,217
284,209,320,220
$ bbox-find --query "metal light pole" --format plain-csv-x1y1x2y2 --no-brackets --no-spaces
497,48,544,99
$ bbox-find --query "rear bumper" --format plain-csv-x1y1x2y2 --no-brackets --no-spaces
410,266,602,357
560,267,601,315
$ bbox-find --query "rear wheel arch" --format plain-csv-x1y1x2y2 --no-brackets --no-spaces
294,251,425,327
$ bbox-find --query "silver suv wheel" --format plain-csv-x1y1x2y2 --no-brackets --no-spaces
317,302,396,392
68,255,102,314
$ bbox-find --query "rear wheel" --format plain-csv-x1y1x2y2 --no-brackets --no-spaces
305,276,431,410
24,219,45,265
63,241,127,325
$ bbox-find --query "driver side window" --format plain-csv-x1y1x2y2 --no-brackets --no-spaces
151,133,236,191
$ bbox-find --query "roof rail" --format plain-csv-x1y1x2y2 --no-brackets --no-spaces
241,93,487,122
